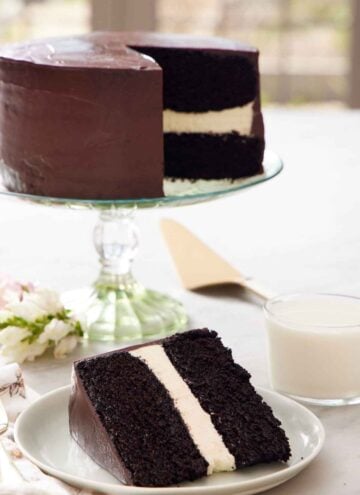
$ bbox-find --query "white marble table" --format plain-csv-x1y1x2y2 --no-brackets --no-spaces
0,108,359,494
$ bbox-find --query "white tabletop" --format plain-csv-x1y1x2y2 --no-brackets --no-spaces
0,108,359,494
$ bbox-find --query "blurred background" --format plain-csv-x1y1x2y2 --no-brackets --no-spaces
0,0,358,108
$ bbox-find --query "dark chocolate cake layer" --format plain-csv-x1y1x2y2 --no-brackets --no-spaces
70,351,208,487
164,133,264,179
163,330,291,467
133,47,257,112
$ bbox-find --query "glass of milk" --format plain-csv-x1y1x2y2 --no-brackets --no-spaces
264,293,360,406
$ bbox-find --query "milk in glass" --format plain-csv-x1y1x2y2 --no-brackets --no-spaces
265,294,360,404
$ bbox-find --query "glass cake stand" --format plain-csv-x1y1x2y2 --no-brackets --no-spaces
0,150,282,342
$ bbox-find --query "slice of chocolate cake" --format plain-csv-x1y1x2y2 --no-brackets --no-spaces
69,329,290,487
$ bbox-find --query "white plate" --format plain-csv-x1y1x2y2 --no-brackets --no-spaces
14,386,324,495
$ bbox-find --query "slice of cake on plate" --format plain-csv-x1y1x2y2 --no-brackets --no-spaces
69,329,290,487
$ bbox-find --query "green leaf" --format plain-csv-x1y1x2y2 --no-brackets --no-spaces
0,308,83,344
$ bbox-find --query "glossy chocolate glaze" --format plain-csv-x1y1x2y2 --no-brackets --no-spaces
0,32,263,199
0,32,258,68
0,36,164,199
69,368,133,484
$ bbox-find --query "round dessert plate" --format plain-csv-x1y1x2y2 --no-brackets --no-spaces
15,385,324,495
0,150,282,209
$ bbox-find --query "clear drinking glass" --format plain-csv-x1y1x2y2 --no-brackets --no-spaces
264,293,360,406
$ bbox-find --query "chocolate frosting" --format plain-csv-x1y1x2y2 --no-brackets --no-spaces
0,32,258,69
0,42,164,199
69,368,133,483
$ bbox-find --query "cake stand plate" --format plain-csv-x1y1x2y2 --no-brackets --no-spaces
0,150,282,342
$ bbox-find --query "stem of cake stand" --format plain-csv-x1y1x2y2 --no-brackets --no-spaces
85,207,187,342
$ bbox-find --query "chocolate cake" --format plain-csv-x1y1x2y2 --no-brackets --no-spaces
0,32,264,199
69,329,290,487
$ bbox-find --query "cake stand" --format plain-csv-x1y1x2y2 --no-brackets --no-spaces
0,150,282,342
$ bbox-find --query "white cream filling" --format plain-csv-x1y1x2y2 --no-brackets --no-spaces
130,345,235,475
163,101,254,135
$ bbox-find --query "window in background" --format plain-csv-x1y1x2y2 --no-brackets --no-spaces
157,0,350,105
0,0,90,43
0,0,354,106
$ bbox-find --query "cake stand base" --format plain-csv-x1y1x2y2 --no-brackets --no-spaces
63,281,187,343
88,278,187,342
63,208,187,342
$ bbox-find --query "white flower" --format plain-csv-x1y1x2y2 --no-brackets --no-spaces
25,341,48,361
29,288,64,315
38,318,73,344
0,274,24,308
0,278,82,363
0,309,14,323
0,280,82,363
7,288,63,322
0,274,35,311
7,298,46,322
0,288,20,306
1,340,47,364
54,335,79,359
0,326,30,346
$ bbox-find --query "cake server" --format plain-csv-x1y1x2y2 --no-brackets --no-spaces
161,219,274,300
